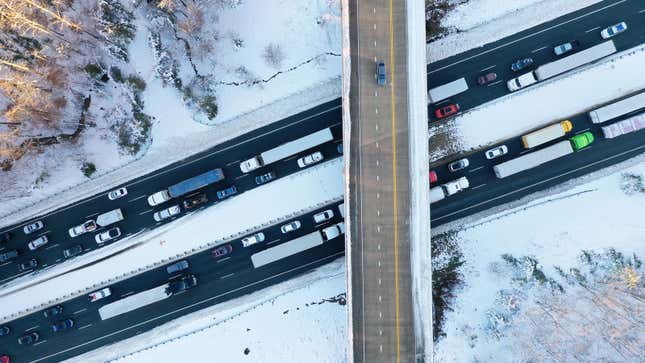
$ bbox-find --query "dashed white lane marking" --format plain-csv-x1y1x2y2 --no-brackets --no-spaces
471,184,487,190
121,291,135,298
376,175,380,182
138,209,153,216
33,340,47,346
225,159,240,166
469,166,484,173
376,192,380,199
45,244,59,250
220,273,235,279
84,212,99,219
531,46,547,53
373,40,377,47
639,9,645,13
373,7,376,13
487,80,503,87
585,26,600,33
374,90,378,97
26,325,39,331
373,24,376,30
78,324,92,330
480,65,496,72
73,308,87,315
376,159,379,166
375,124,379,131
127,195,146,203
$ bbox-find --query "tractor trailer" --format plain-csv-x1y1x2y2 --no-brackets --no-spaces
508,40,616,92
589,91,645,124
240,128,333,173
601,112,645,139
148,168,225,206
521,120,572,149
428,78,468,104
430,177,469,204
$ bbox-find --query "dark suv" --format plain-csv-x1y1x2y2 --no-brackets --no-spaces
511,57,534,72
18,259,38,272
165,274,198,295
63,244,83,259
18,332,39,345
255,171,276,185
0,250,18,263
43,305,63,318
182,193,208,209
0,232,11,243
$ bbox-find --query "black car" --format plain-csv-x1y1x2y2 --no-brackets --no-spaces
51,319,74,332
255,171,276,185
18,259,38,272
510,57,534,72
18,332,39,345
0,325,9,336
0,232,11,243
0,249,18,263
165,274,197,295
63,244,83,259
43,305,63,318
182,193,208,210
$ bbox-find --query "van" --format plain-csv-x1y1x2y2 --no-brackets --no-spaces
96,209,124,227
166,260,189,274
321,222,344,241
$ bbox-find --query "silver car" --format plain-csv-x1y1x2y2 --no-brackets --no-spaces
108,187,128,200
297,151,324,168
241,232,265,247
23,221,44,235
448,158,470,172
28,235,48,251
153,205,181,222
280,221,301,234
313,210,334,223
485,145,508,160
95,227,121,244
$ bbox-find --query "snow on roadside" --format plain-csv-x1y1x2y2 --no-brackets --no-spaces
432,158,645,362
0,159,343,321
427,0,601,62
429,45,645,161
67,258,347,363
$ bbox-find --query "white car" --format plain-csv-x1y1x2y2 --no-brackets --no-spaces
153,205,181,222
321,222,345,241
313,209,334,224
600,22,627,39
95,227,121,244
485,145,509,160
23,221,44,235
68,220,97,238
297,151,324,168
241,232,265,247
28,235,48,251
147,190,171,206
89,287,111,302
280,221,301,234
107,187,128,200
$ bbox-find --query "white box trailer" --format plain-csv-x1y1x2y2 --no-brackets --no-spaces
240,128,333,172
534,40,616,81
601,112,645,138
428,78,468,104
589,91,645,124
521,120,572,149
96,208,124,227
251,230,324,268
493,141,573,178
99,284,170,320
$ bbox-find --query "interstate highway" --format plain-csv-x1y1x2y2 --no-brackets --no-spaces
0,201,345,363
426,0,645,121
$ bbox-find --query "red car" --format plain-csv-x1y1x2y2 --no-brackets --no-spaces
212,244,233,259
429,170,438,184
0,355,10,363
435,104,460,119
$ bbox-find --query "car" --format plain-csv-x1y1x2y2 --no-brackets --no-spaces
43,305,63,318
216,186,237,200
23,221,43,235
600,22,627,39
241,232,265,247
297,151,324,168
68,220,97,238
94,227,121,244
51,318,74,332
435,104,460,119
0,250,18,263
280,220,301,234
62,244,83,259
153,205,181,222
0,232,11,243
17,332,39,345
0,325,9,336
569,131,595,151
18,259,38,272
212,244,233,259
165,274,197,295
321,222,344,241
182,193,209,209
448,158,470,172
477,72,497,85
27,235,48,251
429,170,438,184
89,287,111,302
510,57,534,72
313,209,334,223
255,171,276,185
485,145,509,160
0,355,9,363
553,40,579,56
147,190,171,206
107,187,128,200
166,260,189,274
376,61,386,86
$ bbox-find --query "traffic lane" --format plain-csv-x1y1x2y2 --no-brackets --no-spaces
3,201,344,362
0,115,343,282
431,128,645,226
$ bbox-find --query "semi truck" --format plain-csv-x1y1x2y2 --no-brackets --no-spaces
148,168,225,206
428,78,468,104
493,134,594,179
240,128,333,173
601,112,645,139
521,120,572,149
99,284,171,320
430,177,469,204
507,40,616,92
251,230,326,268
589,91,645,124
96,208,124,227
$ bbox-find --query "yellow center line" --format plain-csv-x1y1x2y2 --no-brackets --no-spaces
387,0,401,362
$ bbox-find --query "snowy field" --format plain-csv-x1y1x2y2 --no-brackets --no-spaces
429,45,645,162
0,0,341,223
0,159,343,321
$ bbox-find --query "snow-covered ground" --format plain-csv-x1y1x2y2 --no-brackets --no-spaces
0,159,343,322
429,45,645,161
0,0,341,223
